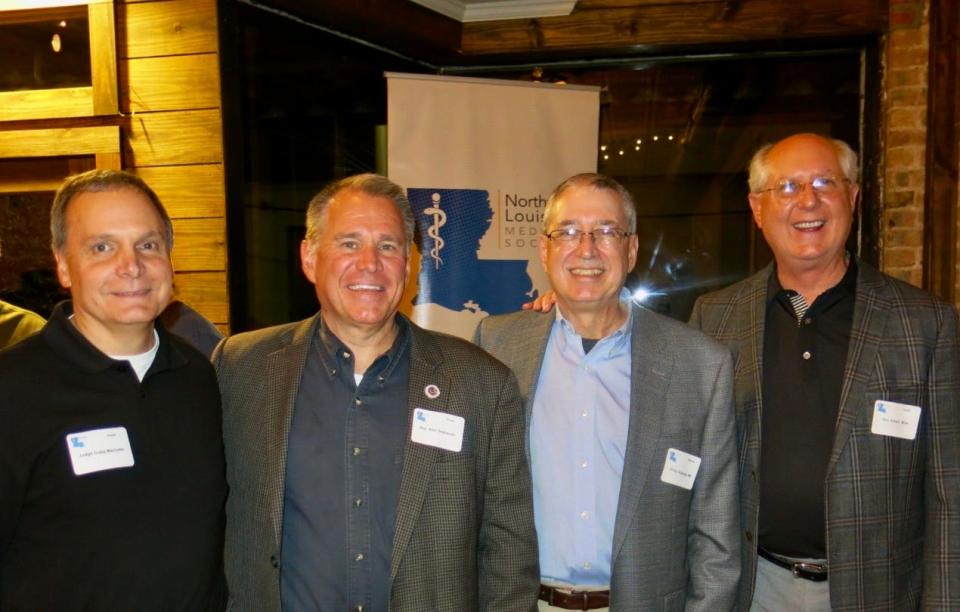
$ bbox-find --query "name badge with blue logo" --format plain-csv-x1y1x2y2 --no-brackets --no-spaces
660,447,701,490
410,407,465,452
871,400,921,440
65,427,135,476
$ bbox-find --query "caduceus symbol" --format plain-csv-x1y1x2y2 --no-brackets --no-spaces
423,192,447,270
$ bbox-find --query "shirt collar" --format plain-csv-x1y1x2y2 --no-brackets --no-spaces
315,314,411,382
554,287,633,357
766,253,858,306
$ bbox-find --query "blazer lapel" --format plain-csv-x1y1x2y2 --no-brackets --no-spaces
514,313,555,434
827,263,890,476
391,325,450,579
611,305,672,563
265,314,321,546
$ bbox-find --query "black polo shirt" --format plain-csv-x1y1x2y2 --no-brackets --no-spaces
281,315,410,612
0,302,227,611
759,259,857,559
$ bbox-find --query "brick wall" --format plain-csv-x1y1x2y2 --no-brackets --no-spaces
881,0,930,286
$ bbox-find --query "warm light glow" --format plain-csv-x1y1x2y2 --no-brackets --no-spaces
652,135,659,141
603,154,609,160
600,144,607,151
668,135,674,141
618,149,624,156
58,20,67,27
51,33,62,53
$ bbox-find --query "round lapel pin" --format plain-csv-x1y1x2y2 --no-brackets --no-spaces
424,384,440,399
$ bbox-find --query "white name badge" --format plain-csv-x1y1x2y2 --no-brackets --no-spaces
871,400,921,440
65,427,135,476
660,447,701,490
410,407,465,452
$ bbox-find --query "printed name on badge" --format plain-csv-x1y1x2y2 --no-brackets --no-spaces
660,447,701,490
410,407,465,452
871,400,921,440
65,427,135,476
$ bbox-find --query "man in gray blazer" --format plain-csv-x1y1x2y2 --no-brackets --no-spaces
690,133,960,611
213,174,539,611
475,173,741,611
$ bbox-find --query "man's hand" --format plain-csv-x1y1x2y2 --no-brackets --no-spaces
522,290,557,312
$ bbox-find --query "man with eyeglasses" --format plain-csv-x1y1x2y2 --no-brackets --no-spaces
690,133,960,611
476,173,741,611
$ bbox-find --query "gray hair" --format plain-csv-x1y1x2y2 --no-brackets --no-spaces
304,173,415,253
51,169,173,251
748,135,859,193
543,173,637,233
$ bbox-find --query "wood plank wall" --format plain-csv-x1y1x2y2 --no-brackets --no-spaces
117,0,228,331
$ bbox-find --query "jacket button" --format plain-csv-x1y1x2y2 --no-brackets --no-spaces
270,555,279,568
745,530,753,543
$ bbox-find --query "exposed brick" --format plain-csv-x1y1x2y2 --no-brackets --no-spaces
884,190,915,208
887,68,925,88
886,145,923,167
886,208,919,228
891,9,921,29
890,28,924,47
888,46,931,66
887,87,927,106
887,108,926,130
886,228,923,247
886,127,927,147
884,247,919,267
891,169,925,189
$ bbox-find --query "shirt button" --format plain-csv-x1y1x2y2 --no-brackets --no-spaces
354,606,364,612
803,317,812,325
343,351,352,359
354,498,363,507
583,561,591,570
331,368,337,375
802,351,812,360
355,398,362,406
579,510,589,520
580,460,589,468
352,447,362,456
581,410,588,418
355,553,364,562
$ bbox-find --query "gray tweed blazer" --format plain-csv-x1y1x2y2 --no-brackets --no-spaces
475,303,741,612
690,260,960,611
212,313,539,611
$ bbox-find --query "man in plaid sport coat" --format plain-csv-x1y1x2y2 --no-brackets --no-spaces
690,133,960,610
213,174,539,611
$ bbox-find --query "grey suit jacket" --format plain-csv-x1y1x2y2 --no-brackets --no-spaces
475,304,741,612
212,313,539,612
689,260,960,611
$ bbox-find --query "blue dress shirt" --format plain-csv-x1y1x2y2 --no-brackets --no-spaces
530,297,632,587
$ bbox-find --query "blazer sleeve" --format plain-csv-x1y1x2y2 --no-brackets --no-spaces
477,367,540,612
922,303,960,608
685,346,742,612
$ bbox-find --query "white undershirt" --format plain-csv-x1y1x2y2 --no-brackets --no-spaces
108,329,160,382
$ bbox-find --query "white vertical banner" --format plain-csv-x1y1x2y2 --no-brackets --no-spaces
387,72,599,339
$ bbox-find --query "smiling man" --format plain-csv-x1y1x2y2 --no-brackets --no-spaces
0,170,227,610
213,173,538,611
690,134,960,611
475,173,740,611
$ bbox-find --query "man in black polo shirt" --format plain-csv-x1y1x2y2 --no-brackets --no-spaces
0,169,227,610
690,134,960,610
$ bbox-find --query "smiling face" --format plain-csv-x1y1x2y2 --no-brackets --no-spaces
55,187,173,352
748,134,859,276
300,188,409,340
539,183,638,319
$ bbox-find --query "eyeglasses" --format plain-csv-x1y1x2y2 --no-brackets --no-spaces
544,226,632,248
757,176,851,201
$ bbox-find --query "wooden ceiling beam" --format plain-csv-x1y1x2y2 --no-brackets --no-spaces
460,0,888,56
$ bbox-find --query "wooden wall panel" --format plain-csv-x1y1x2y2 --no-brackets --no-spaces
118,0,218,58
0,126,119,158
171,217,226,272
133,164,224,218
173,271,229,324
121,54,221,113
124,109,223,167
89,2,118,114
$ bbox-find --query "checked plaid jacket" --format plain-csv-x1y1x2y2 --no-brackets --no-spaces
690,259,960,611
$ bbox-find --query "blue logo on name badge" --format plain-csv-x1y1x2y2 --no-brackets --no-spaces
878,403,887,413
70,436,85,448
669,451,677,462
416,410,427,422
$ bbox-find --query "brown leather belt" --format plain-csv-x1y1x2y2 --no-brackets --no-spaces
539,584,610,610
758,547,828,582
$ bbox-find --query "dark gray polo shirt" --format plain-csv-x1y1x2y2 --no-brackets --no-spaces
280,316,410,612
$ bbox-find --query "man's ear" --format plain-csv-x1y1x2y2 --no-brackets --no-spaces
54,249,72,289
300,240,317,284
748,193,764,229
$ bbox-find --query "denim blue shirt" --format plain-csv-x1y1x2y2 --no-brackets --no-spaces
281,317,410,611
530,295,632,587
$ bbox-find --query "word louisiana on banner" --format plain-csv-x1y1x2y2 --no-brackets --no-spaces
387,72,599,340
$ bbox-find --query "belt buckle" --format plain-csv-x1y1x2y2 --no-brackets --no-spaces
791,560,826,578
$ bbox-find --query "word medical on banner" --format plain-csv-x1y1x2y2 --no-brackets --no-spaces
387,72,599,339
